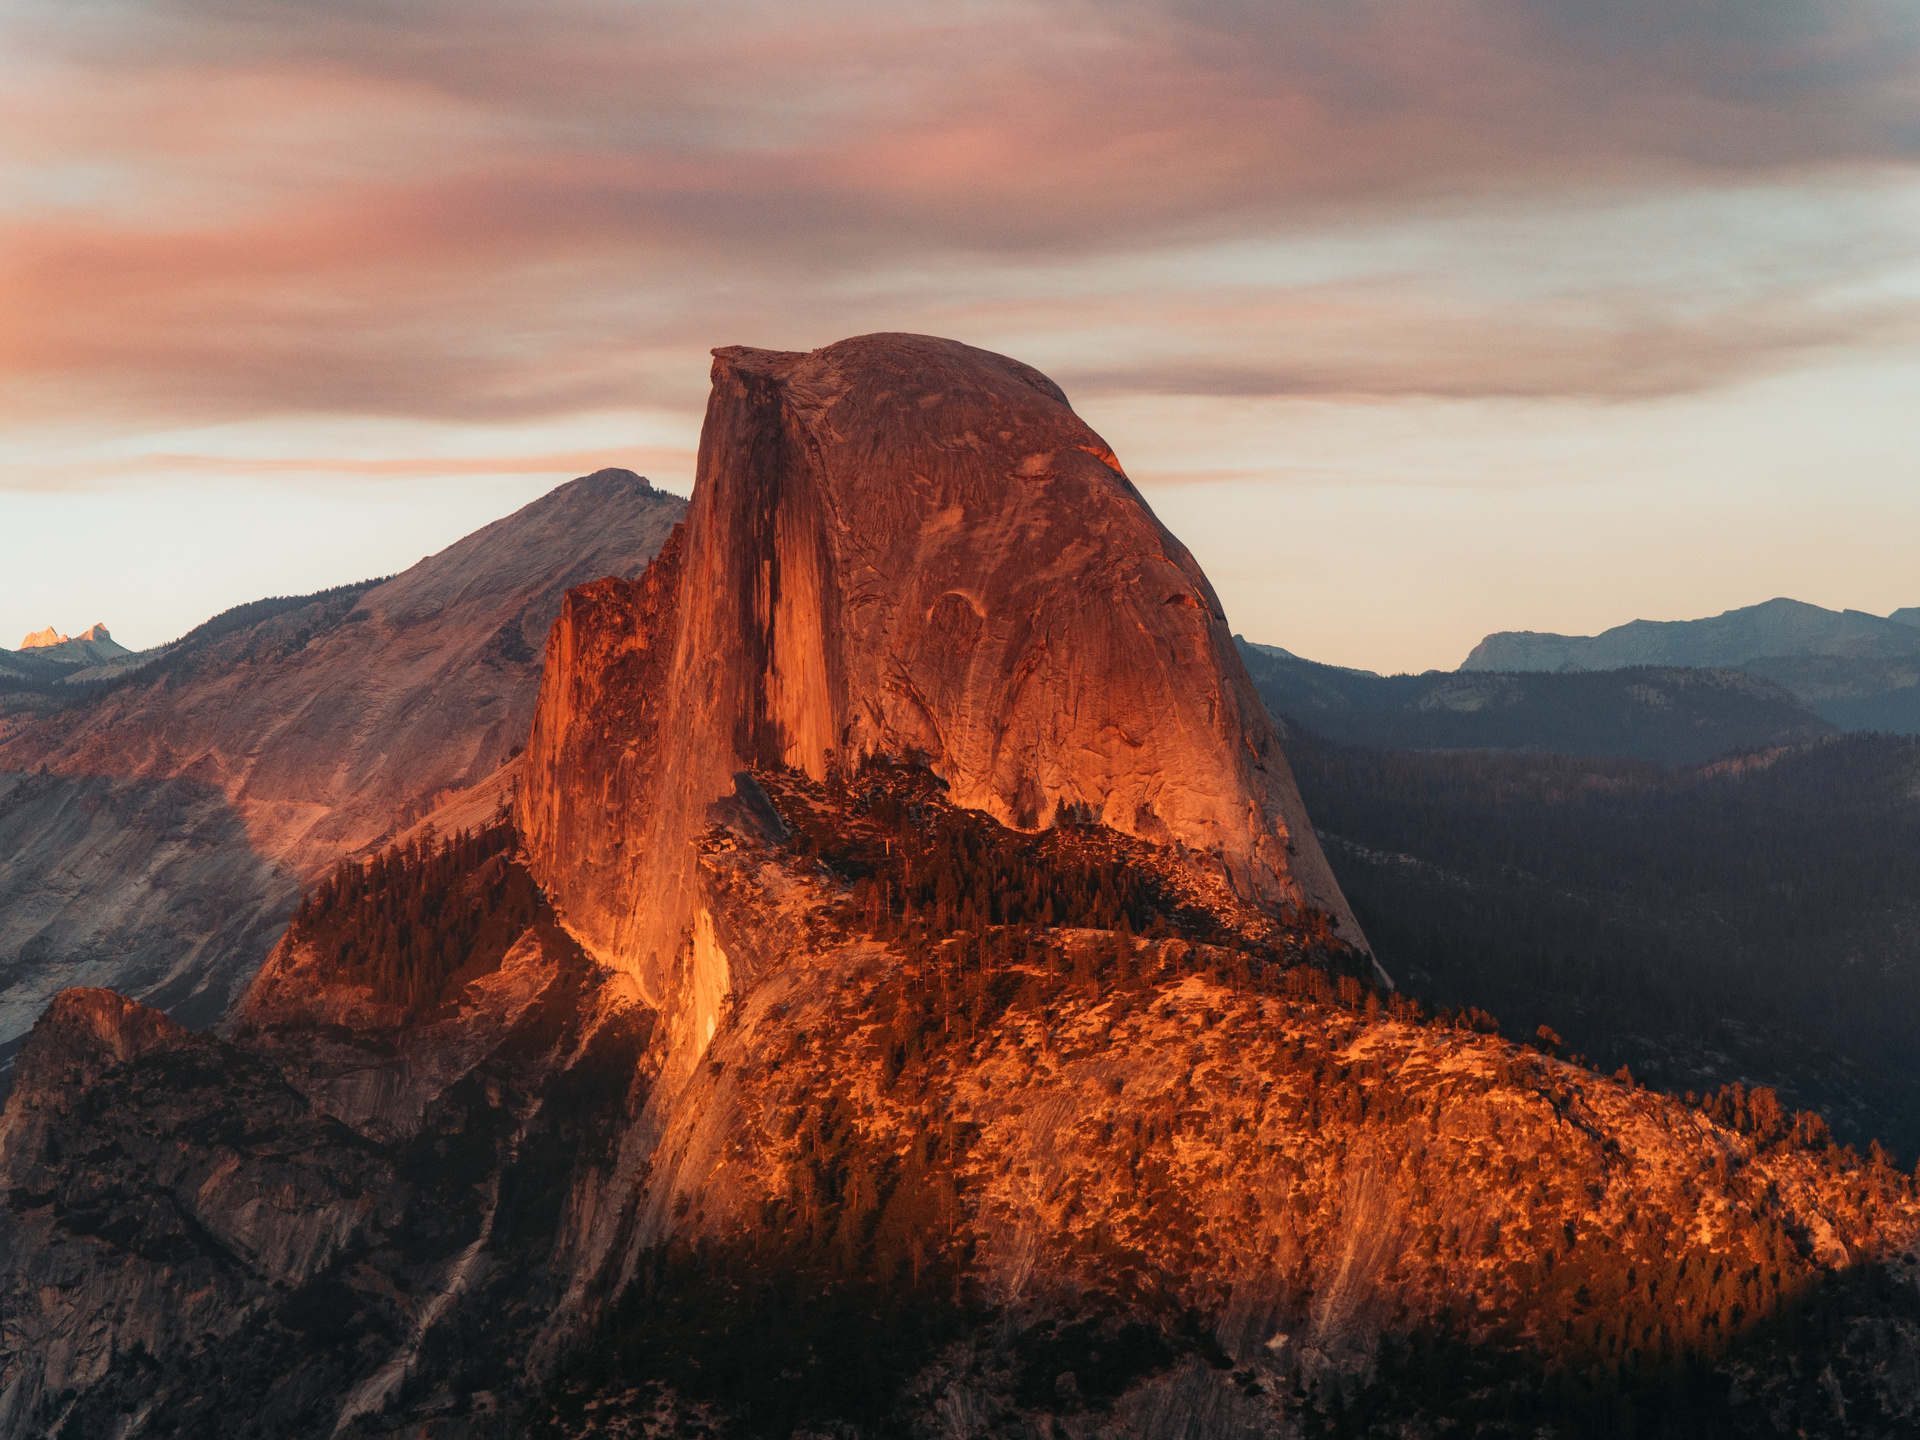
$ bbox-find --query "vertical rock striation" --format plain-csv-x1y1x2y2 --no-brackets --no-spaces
519,333,1365,1000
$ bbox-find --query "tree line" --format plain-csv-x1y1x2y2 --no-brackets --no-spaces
289,813,537,1012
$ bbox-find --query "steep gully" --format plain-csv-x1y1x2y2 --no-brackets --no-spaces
2,336,1917,1438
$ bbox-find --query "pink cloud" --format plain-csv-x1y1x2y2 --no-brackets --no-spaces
2,0,1916,435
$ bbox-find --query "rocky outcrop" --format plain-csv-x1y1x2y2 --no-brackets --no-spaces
231,889,649,1145
35,623,120,655
0,470,684,1050
519,336,1363,999
0,626,134,704
0,887,656,1437
7,624,128,668
0,989,396,1435
538,766,1920,1438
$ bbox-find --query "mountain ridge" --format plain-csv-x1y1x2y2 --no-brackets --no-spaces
1461,596,1920,673
1456,597,1920,737
0,468,683,1050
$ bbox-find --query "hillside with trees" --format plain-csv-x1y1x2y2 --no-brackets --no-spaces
1285,729,1920,1160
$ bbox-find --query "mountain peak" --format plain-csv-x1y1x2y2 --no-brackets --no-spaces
519,331,1367,1000
1461,595,1920,673
11,986,188,1095
17,622,115,653
577,466,650,491
10,623,133,667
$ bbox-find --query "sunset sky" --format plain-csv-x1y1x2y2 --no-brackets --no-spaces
5,0,1917,672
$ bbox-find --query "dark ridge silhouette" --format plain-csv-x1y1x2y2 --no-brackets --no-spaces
1237,640,1837,764
1286,727,1920,1159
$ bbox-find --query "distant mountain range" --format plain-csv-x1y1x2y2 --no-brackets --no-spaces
0,469,684,1056
1236,639,1835,764
1463,596,1920,671
1460,597,1920,733
0,625,143,712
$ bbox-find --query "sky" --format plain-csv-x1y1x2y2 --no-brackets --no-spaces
3,0,1918,673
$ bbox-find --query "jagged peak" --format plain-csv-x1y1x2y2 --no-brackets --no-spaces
14,622,121,655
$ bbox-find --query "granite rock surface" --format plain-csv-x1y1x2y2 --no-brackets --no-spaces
518,336,1365,999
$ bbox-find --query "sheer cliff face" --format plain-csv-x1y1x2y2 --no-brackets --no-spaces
519,335,1360,996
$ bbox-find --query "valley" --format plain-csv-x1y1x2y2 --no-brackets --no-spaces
1284,732,1920,1162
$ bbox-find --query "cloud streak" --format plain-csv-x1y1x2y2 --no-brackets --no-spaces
19,447,697,490
2,0,1917,439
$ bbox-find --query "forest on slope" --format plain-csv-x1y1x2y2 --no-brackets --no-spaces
1285,730,1920,1162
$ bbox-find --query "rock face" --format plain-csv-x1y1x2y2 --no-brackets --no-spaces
0,861,654,1438
16,627,66,650
0,470,684,1050
0,989,396,1435
519,336,1360,999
